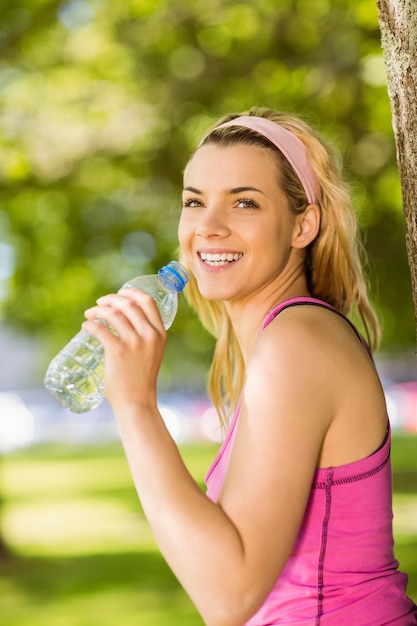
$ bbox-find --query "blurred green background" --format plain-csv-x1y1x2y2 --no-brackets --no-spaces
1,0,416,370
0,0,416,622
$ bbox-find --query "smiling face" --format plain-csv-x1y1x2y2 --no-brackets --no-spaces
178,142,313,308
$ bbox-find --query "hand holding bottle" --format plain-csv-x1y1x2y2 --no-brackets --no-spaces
82,287,168,411
44,261,189,413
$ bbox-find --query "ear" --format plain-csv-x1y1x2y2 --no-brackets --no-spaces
291,203,320,249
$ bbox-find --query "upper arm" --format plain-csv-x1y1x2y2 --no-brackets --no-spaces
216,313,335,610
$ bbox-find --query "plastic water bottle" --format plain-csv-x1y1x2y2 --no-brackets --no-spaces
44,261,190,414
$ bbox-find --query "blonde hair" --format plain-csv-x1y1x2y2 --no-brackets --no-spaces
180,106,380,428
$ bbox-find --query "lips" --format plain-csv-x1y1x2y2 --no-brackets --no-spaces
199,251,243,266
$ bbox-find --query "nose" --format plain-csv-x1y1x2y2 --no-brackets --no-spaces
195,205,231,239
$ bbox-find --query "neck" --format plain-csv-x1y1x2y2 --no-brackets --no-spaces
225,273,311,363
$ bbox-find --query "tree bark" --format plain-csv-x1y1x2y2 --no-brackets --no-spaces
376,0,417,343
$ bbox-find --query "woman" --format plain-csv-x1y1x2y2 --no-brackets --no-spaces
83,108,417,625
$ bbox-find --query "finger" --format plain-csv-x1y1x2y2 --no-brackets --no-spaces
99,289,165,331
85,299,166,349
84,303,141,338
81,318,120,346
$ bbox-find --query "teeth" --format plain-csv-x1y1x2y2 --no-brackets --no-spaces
200,252,243,266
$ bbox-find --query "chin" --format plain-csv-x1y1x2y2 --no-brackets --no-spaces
197,287,234,302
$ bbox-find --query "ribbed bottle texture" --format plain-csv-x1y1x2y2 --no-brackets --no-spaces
44,261,189,414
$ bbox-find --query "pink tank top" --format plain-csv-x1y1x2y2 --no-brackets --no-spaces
205,297,417,625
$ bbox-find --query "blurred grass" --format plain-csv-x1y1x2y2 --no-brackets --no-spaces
0,435,416,625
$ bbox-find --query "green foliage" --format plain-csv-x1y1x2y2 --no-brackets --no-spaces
0,0,414,387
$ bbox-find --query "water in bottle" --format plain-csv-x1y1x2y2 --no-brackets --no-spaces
44,260,190,414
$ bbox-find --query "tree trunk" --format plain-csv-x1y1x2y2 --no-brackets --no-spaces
376,0,417,343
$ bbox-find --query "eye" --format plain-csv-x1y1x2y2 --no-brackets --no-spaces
236,197,260,210
182,197,204,208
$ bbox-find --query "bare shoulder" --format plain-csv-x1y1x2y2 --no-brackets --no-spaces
255,302,367,360
244,304,344,438
250,302,378,392
246,301,387,466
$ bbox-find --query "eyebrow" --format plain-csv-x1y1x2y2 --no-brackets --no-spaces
183,186,203,194
183,186,266,195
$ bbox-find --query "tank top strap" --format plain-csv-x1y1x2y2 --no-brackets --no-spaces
260,296,372,358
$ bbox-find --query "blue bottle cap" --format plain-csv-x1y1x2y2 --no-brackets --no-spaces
158,261,190,292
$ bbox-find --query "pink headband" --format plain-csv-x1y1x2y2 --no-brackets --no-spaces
203,115,320,204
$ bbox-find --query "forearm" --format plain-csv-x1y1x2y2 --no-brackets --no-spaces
115,406,252,626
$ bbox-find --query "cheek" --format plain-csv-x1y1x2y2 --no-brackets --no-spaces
177,215,192,252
